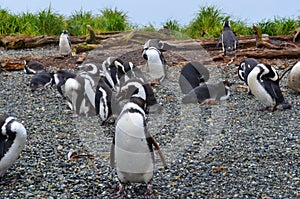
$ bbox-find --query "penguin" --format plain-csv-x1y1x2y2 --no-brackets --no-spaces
53,69,76,97
29,71,53,92
64,63,101,116
287,61,300,93
95,74,121,125
216,21,240,56
247,63,292,111
238,58,259,83
106,59,162,113
0,115,27,177
182,81,231,104
179,61,210,94
23,60,46,74
59,30,72,56
142,46,167,84
110,78,166,196
238,58,259,94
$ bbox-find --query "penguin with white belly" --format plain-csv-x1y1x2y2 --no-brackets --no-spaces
247,63,292,111
95,74,121,125
53,69,76,97
59,30,72,56
0,115,27,177
142,46,167,84
110,78,167,197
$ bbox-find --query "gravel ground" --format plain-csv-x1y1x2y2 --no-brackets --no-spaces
0,45,299,199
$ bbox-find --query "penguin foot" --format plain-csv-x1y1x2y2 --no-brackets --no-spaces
276,102,292,110
258,107,274,112
201,99,219,105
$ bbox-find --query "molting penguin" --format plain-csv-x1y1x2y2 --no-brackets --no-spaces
59,30,72,56
182,81,231,104
53,69,76,97
238,58,259,94
23,60,46,74
216,21,240,56
110,78,166,196
142,46,167,84
179,61,210,94
0,115,27,177
287,61,300,93
247,63,291,111
29,71,53,92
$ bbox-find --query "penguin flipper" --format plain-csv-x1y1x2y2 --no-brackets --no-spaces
149,135,167,169
264,80,285,103
216,35,222,47
110,137,116,168
0,138,5,158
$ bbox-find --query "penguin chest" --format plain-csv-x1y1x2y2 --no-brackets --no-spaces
147,61,166,81
248,76,276,107
115,113,154,183
287,62,300,92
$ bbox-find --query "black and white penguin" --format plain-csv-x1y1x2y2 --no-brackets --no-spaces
59,30,72,56
247,63,291,111
64,63,101,116
53,69,76,97
142,46,167,84
95,74,121,125
23,60,46,74
106,59,162,113
287,61,300,93
0,115,27,177
238,58,259,94
182,81,231,104
110,78,166,196
179,61,210,94
29,71,53,92
216,21,240,56
238,58,259,84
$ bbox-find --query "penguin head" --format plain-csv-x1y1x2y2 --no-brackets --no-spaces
116,78,147,109
224,20,230,28
77,63,100,75
62,30,68,35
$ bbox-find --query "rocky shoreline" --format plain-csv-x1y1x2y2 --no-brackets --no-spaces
0,42,299,198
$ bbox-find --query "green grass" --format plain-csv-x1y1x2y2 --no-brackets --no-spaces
0,5,299,38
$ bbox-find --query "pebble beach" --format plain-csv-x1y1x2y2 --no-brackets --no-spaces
0,44,299,199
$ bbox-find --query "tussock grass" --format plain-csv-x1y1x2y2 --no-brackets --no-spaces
0,5,299,38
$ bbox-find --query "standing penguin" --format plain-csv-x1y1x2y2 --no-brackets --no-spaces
95,74,121,125
0,115,27,177
142,46,167,84
182,81,231,104
110,78,167,196
247,63,291,111
216,21,240,56
238,58,259,94
59,30,72,56
179,61,210,94
23,60,46,74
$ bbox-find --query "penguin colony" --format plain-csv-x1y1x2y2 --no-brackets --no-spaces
1,25,298,197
